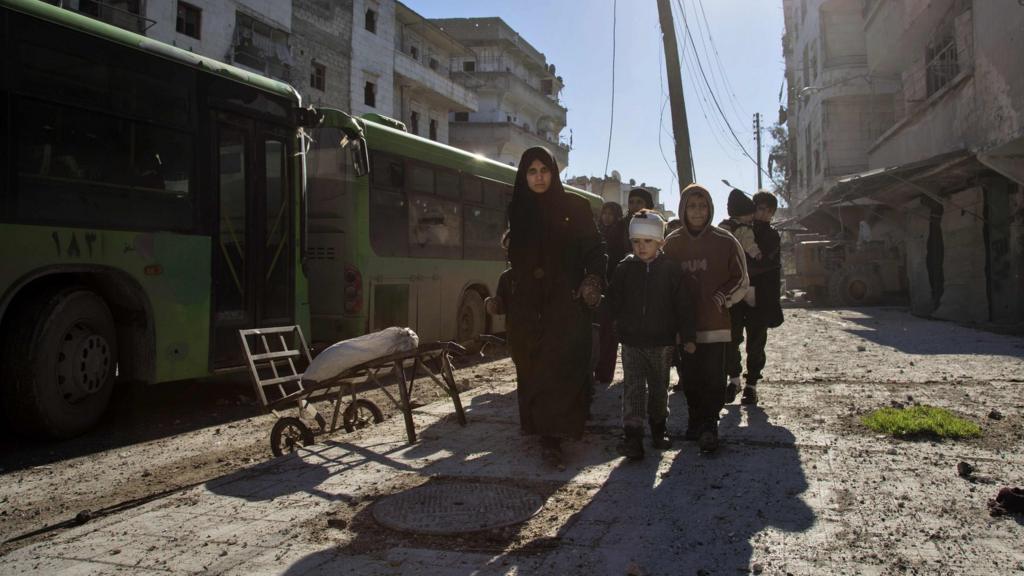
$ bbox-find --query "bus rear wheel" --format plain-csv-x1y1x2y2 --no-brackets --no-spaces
2,288,117,439
456,290,486,345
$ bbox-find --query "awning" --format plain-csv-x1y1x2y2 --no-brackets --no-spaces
822,150,985,208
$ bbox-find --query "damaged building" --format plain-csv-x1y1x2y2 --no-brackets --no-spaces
782,0,1024,326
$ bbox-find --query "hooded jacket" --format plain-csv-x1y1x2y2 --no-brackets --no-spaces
663,184,749,343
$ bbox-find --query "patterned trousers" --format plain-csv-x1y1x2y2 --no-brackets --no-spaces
620,345,675,428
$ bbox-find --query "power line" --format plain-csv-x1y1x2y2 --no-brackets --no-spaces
671,0,740,162
674,0,779,187
603,0,617,178
694,0,748,124
656,42,678,184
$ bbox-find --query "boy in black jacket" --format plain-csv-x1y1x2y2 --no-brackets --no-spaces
609,210,696,460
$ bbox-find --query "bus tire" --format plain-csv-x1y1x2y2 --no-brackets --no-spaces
342,399,384,432
456,289,486,345
2,288,117,439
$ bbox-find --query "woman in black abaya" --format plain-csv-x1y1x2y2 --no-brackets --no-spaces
506,147,606,466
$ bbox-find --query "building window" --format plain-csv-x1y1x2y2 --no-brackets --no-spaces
541,78,553,96
429,57,439,71
926,34,959,96
462,61,475,72
410,111,419,135
409,45,419,60
364,81,376,107
365,8,377,34
814,149,821,175
233,12,291,80
453,112,468,122
176,2,201,39
429,119,437,141
310,61,325,91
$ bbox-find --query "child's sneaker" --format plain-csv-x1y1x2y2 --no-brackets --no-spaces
617,427,645,460
741,386,758,405
649,419,672,450
698,425,719,453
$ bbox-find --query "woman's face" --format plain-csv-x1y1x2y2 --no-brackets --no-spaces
600,208,616,227
526,159,552,194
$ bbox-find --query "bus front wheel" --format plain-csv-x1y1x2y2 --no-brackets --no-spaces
2,288,117,439
456,289,486,345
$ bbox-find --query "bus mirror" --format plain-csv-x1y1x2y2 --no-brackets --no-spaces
349,137,370,177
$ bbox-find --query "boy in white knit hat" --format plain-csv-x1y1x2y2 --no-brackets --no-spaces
608,210,696,460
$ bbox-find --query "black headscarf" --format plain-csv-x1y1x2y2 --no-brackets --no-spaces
507,147,567,310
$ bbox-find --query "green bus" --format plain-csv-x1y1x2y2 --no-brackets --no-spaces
0,0,368,438
0,0,601,439
305,117,603,348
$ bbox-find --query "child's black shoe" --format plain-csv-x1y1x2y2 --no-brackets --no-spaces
649,419,672,449
741,386,758,405
617,427,645,460
698,425,719,453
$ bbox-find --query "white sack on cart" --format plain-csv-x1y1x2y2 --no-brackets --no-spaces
304,326,419,383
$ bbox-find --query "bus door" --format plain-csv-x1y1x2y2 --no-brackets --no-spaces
211,115,294,367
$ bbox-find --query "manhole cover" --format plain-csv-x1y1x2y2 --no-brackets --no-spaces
372,482,545,535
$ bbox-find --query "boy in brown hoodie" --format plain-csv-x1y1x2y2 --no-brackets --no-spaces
663,184,749,453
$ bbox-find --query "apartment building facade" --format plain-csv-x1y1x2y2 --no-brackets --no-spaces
783,0,1024,324
349,0,477,144
431,17,570,169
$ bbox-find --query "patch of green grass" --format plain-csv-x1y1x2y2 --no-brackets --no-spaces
862,405,981,439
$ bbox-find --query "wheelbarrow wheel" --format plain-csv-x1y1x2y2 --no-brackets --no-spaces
342,399,384,432
270,417,314,457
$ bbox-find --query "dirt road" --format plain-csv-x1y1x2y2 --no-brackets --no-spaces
0,349,513,552
2,307,1023,574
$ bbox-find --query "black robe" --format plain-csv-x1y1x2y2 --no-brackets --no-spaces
506,147,606,438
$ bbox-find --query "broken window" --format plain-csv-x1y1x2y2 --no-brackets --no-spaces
365,8,377,34
462,61,476,72
233,12,291,80
364,81,376,107
926,34,959,96
310,61,325,91
176,2,201,39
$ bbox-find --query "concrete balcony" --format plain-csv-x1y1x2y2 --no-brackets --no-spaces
457,70,566,127
449,121,569,169
393,52,478,112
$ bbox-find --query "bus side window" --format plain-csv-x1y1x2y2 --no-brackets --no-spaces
407,162,461,259
369,152,408,257
436,169,459,200
482,181,507,209
461,176,483,204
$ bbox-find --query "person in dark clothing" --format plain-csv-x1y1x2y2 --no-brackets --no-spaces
609,210,695,460
506,147,607,468
739,191,783,405
719,188,759,403
663,184,748,453
595,202,626,385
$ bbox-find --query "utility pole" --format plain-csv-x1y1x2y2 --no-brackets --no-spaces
753,112,763,190
656,0,694,189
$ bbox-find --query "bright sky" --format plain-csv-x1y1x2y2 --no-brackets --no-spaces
405,0,786,217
